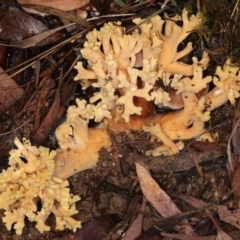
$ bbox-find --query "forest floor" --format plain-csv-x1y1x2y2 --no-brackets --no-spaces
0,0,240,239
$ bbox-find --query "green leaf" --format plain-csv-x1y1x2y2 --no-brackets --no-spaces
114,0,126,7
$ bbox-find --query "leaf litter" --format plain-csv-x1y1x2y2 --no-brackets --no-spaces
0,0,240,239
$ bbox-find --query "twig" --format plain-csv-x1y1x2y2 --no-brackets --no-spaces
222,0,240,33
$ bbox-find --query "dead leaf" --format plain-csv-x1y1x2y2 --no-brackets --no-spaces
154,209,204,232
32,82,65,144
9,23,75,48
163,230,240,239
228,101,240,197
216,229,233,240
135,162,195,235
57,214,121,240
207,209,233,240
217,229,233,240
161,232,216,240
122,196,147,240
146,142,226,172
228,230,240,239
178,194,240,231
231,101,240,156
0,67,24,114
136,227,162,240
0,43,7,66
177,194,213,209
192,153,204,177
0,6,61,46
18,4,93,28
231,163,240,198
217,205,240,230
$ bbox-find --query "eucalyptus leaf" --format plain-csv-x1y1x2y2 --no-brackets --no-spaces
114,0,126,7
2,23,75,48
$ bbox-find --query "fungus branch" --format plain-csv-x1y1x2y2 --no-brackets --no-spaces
54,99,111,180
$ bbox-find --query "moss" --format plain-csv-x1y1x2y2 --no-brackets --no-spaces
182,0,240,64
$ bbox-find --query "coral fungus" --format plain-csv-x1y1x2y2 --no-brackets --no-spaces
1,7,240,236
74,9,240,156
0,138,81,235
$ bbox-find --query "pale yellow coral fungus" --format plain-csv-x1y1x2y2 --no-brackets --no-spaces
74,19,161,123
73,9,240,157
203,59,240,110
157,9,202,76
0,138,81,235
54,100,111,180
74,8,206,124
2,7,240,236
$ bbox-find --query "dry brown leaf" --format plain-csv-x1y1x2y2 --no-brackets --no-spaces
231,101,240,156
154,209,204,232
135,162,195,235
148,142,226,172
231,163,240,199
0,67,24,114
135,162,181,218
0,5,62,46
177,194,213,209
192,153,203,177
56,214,121,240
207,209,233,240
228,101,240,197
136,227,161,240
122,196,147,240
161,232,215,240
0,43,7,66
216,231,233,240
32,82,65,144
18,4,93,28
10,23,75,48
162,231,240,240
217,205,240,230
178,194,240,231
228,230,240,239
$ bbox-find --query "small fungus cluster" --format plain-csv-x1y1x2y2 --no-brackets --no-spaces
0,138,81,235
1,8,240,235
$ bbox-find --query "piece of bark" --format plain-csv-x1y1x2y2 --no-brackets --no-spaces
0,67,24,114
